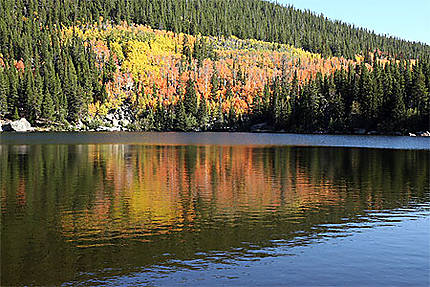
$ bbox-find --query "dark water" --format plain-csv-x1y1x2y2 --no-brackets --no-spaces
1,133,429,286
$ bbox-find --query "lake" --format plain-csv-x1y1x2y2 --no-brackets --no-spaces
1,132,429,286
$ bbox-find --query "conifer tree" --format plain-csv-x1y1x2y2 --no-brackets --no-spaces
42,91,55,121
0,71,9,118
358,63,374,127
7,68,19,117
197,96,208,130
390,78,406,129
175,100,188,131
64,57,81,122
32,68,44,120
184,78,198,117
22,67,34,119
411,65,429,117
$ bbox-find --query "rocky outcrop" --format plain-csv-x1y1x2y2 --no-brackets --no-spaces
417,131,430,137
2,118,34,132
94,105,136,131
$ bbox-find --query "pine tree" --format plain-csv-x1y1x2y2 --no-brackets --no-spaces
271,77,282,127
372,60,384,120
64,57,81,122
213,102,224,130
42,91,55,121
411,64,429,117
7,68,19,117
184,78,198,116
197,96,208,130
0,71,9,118
22,67,34,120
175,100,188,131
32,68,44,120
390,78,406,129
358,63,374,127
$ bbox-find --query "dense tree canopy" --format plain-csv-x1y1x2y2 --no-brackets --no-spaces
0,0,429,133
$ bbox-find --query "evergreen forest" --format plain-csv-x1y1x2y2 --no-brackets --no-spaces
0,0,429,133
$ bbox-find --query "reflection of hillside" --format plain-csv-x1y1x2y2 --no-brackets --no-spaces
57,146,346,244
1,145,428,286
57,146,428,248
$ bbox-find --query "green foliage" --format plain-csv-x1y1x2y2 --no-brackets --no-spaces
0,71,8,117
174,100,197,131
412,65,429,117
42,91,55,121
0,0,428,134
184,78,198,117
197,97,209,130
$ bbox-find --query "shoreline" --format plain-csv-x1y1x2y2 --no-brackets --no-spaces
1,131,429,150
1,118,429,138
1,126,429,138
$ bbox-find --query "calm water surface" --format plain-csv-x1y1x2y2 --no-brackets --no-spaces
1,133,429,286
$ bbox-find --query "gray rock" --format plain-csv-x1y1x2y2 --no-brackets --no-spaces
76,120,85,131
417,131,430,137
3,118,34,132
118,110,125,120
354,129,366,135
112,119,120,127
106,114,115,122
108,126,121,132
121,119,130,127
95,126,122,132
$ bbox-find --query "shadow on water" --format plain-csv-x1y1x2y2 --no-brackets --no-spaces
1,138,429,286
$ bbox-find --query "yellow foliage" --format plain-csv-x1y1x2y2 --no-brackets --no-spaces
110,41,125,62
121,40,152,77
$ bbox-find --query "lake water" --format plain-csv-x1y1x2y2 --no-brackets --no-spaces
1,132,429,286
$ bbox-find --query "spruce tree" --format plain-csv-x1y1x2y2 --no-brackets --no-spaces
8,68,19,117
22,67,34,120
42,91,55,122
390,78,406,129
358,63,374,127
32,68,44,120
411,65,429,117
197,96,208,130
175,100,188,131
184,78,198,117
64,57,81,122
0,71,9,118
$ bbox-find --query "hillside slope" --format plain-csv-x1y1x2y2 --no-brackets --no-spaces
0,0,429,133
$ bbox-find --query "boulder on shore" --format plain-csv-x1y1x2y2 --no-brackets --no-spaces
2,118,34,132
417,131,430,137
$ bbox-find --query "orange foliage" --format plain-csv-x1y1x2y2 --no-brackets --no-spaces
66,22,357,116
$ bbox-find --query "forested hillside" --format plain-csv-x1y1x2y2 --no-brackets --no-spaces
0,0,429,133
